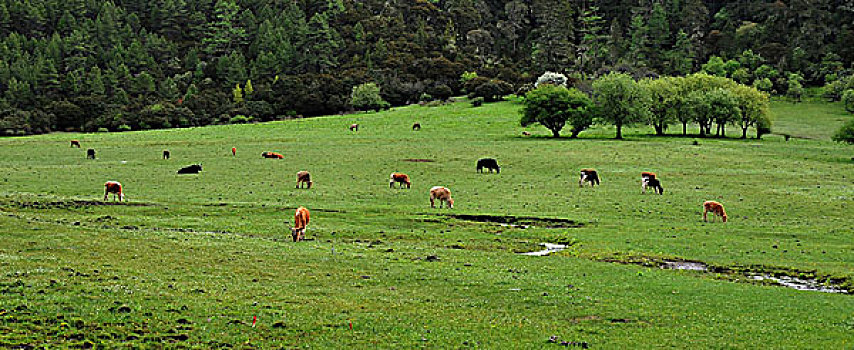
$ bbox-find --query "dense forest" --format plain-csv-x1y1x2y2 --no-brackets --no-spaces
1,0,852,134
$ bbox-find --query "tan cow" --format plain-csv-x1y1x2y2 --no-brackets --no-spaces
296,171,313,189
429,186,454,209
104,181,124,201
703,201,727,222
390,172,411,189
292,207,310,242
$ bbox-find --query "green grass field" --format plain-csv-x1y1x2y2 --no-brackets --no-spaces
1,100,852,348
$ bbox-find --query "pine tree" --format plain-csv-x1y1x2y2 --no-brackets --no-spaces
244,80,254,100
203,0,247,57
627,13,648,66
233,83,244,104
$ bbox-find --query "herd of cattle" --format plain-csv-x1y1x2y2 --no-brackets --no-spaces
72,131,729,243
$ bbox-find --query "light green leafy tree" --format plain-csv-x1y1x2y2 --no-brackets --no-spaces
520,84,593,138
593,72,651,139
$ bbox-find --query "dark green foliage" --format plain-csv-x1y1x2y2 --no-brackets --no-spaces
0,0,850,136
471,79,513,102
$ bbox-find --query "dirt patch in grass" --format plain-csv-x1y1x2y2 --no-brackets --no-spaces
402,158,435,162
449,214,583,229
9,199,155,209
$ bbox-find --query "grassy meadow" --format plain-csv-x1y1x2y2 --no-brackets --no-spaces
1,99,852,348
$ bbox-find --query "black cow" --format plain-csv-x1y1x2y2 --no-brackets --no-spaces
646,178,664,195
86,149,96,159
476,158,500,174
163,150,170,159
412,122,421,131
177,164,202,174
579,169,600,187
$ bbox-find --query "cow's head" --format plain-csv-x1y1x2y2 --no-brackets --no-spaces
447,198,454,209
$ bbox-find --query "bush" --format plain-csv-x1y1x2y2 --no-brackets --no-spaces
97,127,109,133
229,115,253,124
118,124,132,132
535,71,568,88
427,84,454,101
843,90,854,113
471,79,513,102
419,93,434,102
471,97,484,107
832,118,854,144
350,82,390,112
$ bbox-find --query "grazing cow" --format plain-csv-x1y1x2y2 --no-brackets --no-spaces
349,124,359,131
476,158,501,174
522,131,531,136
296,171,313,189
703,201,727,222
412,122,421,131
579,169,600,187
292,207,310,242
262,152,284,159
429,186,454,209
177,164,203,174
86,149,96,159
389,172,411,189
232,147,236,156
163,150,170,160
645,178,664,195
104,181,124,201
641,171,656,193
70,140,81,148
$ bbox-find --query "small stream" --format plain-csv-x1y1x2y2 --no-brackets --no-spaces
520,245,850,294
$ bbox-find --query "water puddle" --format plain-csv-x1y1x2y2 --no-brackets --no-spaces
660,260,709,271
518,243,568,256
748,275,849,294
450,214,583,229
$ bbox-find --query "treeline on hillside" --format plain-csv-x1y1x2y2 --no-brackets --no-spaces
0,0,853,135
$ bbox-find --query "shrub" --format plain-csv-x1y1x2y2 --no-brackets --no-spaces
471,79,513,102
428,84,454,101
97,127,109,133
843,90,854,113
471,97,484,107
419,93,434,102
535,71,568,88
117,124,132,132
350,82,390,112
229,115,253,124
832,118,854,144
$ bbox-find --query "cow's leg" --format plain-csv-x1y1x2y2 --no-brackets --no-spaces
430,198,435,208
703,209,708,222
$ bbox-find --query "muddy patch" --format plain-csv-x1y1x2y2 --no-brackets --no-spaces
9,200,154,209
519,243,569,256
402,158,435,162
450,214,583,229
661,260,709,271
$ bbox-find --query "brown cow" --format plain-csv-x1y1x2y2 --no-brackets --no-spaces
232,147,236,156
104,181,124,201
522,131,531,136
349,124,359,131
296,171,313,189
390,172,411,189
429,186,454,209
291,207,310,242
579,169,600,187
703,201,727,222
262,152,284,159
70,140,81,148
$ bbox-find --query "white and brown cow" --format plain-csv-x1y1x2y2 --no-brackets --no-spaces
641,171,657,194
296,171,313,189
429,186,454,209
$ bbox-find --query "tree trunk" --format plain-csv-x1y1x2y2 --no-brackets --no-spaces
551,128,561,138
741,126,748,139
682,122,687,136
698,123,705,137
570,129,581,138
615,123,623,139
721,123,726,137
654,123,664,136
